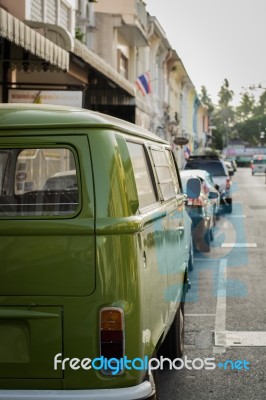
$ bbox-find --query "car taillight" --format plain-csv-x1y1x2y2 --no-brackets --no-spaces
187,197,204,206
226,178,231,190
100,307,124,374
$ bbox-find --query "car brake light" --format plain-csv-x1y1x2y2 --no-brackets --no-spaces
226,178,231,190
100,307,124,374
187,197,204,206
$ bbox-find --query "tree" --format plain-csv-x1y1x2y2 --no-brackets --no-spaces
236,91,255,121
218,79,234,107
254,90,266,116
217,79,235,147
199,86,214,115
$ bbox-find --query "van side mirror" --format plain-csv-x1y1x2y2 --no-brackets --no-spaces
229,170,234,176
186,178,201,198
214,184,220,191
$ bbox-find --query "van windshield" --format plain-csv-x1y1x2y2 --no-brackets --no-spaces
0,148,79,217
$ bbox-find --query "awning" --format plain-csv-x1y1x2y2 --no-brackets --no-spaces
0,7,69,71
73,39,135,97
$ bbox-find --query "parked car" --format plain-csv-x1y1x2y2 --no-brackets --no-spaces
250,154,266,175
184,154,233,213
190,169,221,220
43,170,77,190
225,157,237,172
181,170,218,253
225,160,234,176
0,104,200,400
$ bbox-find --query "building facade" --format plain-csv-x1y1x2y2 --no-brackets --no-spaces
0,0,209,165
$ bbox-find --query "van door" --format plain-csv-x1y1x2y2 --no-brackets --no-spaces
0,135,95,380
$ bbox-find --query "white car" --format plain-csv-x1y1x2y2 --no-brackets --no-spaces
251,155,266,175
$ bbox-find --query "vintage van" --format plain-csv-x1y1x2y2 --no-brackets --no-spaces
0,104,198,399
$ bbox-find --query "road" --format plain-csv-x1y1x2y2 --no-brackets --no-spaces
157,167,266,399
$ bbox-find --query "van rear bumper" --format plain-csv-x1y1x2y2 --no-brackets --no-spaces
0,381,154,400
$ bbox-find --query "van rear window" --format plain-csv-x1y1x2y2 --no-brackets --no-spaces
0,148,79,217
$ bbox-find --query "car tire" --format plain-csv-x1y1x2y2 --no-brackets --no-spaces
225,203,233,213
200,228,211,252
210,226,214,242
188,238,194,271
159,304,184,360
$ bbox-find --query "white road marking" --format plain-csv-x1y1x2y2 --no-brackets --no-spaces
185,314,215,317
227,215,247,218
221,243,257,248
225,331,266,347
214,259,227,352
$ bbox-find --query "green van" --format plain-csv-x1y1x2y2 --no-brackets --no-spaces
0,104,199,399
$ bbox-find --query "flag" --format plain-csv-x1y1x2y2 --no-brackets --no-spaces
136,72,151,95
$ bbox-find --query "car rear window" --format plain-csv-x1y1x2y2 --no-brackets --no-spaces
185,161,226,177
0,147,79,217
253,159,266,164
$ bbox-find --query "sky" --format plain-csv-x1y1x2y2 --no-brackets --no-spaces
145,0,266,106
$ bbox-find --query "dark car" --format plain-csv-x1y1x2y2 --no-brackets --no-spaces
183,154,233,213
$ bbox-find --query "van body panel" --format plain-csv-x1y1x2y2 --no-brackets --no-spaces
0,306,62,379
0,105,193,398
89,130,139,219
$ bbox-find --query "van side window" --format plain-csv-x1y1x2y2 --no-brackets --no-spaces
0,148,79,217
127,142,157,209
165,149,182,195
150,148,176,201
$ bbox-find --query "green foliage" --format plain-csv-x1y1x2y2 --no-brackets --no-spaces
199,86,214,115
234,114,266,146
203,80,266,148
218,79,234,108
236,92,255,121
75,27,85,43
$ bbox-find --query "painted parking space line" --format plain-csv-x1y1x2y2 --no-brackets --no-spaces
227,215,247,218
185,314,215,317
221,243,257,248
214,259,227,353
225,331,266,347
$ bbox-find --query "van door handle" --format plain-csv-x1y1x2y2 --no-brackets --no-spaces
177,226,184,232
143,251,147,269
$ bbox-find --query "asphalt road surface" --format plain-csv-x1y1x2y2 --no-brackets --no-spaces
157,167,266,400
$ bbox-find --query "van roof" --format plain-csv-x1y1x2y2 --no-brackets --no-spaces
0,104,167,144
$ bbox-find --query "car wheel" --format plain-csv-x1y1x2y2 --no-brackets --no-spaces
188,238,194,271
225,203,233,213
200,227,211,252
159,304,184,359
210,226,214,242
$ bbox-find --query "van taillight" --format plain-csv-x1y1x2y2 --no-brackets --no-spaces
226,178,231,190
100,307,124,372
